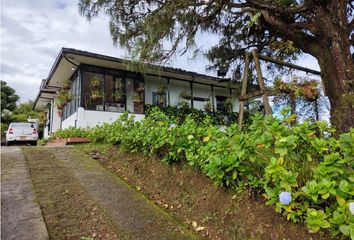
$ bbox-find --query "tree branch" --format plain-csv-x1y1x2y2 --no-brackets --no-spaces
261,10,318,55
247,0,308,14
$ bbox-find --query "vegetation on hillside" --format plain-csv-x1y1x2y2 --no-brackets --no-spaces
52,108,354,238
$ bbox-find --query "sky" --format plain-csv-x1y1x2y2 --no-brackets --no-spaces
0,0,320,103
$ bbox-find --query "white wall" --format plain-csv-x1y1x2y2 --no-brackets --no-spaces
52,98,62,132
144,75,168,104
61,112,77,129
193,83,212,111
169,79,191,107
231,89,240,113
74,107,144,129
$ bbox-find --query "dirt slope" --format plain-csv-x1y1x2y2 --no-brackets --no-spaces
77,144,332,240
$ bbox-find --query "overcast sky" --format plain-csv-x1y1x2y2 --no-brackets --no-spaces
1,0,320,103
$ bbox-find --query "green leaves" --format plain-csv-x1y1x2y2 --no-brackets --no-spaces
73,107,354,238
305,209,330,233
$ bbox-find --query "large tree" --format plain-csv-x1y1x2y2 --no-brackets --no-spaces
79,0,354,132
1,80,19,114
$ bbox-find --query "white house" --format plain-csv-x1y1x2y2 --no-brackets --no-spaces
34,48,243,138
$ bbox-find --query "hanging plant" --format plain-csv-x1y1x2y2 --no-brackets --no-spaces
157,85,167,95
132,91,143,103
136,83,145,93
112,80,125,103
223,98,233,114
90,75,100,88
204,98,212,112
274,78,319,102
112,91,124,103
39,111,48,124
56,90,72,110
90,90,102,101
179,90,191,99
62,79,71,90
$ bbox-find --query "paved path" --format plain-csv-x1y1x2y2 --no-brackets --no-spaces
1,146,49,240
48,147,197,240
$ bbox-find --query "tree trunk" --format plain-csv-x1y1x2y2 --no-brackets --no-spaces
311,4,354,134
316,45,354,133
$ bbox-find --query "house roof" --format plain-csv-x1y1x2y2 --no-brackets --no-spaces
34,48,236,110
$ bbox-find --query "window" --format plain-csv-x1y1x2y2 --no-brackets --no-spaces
152,92,167,107
82,72,104,111
105,75,126,112
62,72,79,120
216,95,232,114
80,65,144,114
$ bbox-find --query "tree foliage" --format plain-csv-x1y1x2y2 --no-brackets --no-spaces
79,0,354,132
1,80,19,113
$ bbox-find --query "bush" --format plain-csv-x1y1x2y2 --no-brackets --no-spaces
48,127,90,140
65,107,354,238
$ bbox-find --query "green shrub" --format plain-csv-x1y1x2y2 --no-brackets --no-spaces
67,107,353,238
49,127,90,140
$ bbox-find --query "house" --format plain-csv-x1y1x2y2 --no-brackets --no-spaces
34,48,242,138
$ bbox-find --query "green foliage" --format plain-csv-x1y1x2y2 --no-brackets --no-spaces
62,107,353,237
49,127,89,140
1,80,19,114
11,101,40,122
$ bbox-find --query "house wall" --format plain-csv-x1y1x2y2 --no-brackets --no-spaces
231,89,240,112
61,112,77,129
61,107,145,129
52,98,62,132
193,83,212,111
144,75,168,105
169,79,191,107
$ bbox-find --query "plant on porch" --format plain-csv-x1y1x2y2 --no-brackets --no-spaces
204,98,212,112
112,80,125,103
56,90,72,110
90,74,103,101
62,79,71,90
156,85,167,95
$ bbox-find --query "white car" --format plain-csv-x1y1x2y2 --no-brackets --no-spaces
5,122,38,146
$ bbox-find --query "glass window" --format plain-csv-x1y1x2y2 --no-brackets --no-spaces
82,72,104,111
105,75,126,112
216,96,232,114
152,92,166,107
62,72,79,120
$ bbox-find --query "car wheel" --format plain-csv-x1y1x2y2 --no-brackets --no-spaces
6,141,11,146
30,141,37,146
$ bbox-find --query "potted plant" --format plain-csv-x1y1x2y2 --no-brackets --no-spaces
112,91,124,103
62,79,71,90
39,111,48,124
179,90,191,99
90,90,102,101
157,85,167,95
90,75,100,88
56,90,71,109
204,98,212,112
136,85,145,93
132,92,143,103
112,81,125,103
223,98,233,114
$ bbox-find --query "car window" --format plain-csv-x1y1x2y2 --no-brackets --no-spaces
10,123,34,128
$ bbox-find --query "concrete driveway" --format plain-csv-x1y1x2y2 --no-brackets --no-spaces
1,146,49,240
